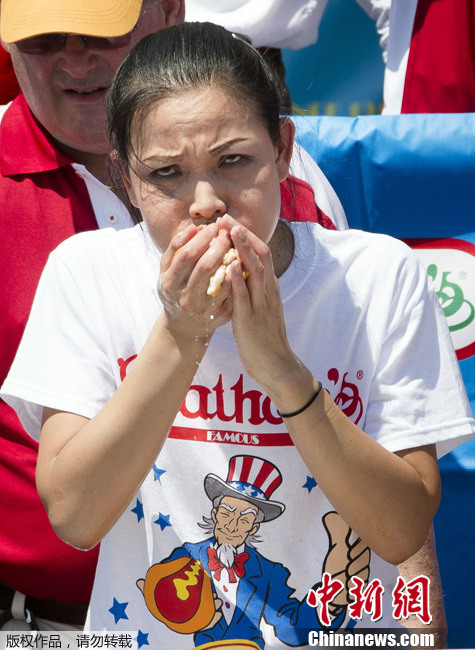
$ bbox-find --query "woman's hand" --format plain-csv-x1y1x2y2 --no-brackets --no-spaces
219,215,303,400
158,221,234,343
215,216,441,565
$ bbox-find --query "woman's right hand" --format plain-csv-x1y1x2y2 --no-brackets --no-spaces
37,220,238,551
158,221,234,343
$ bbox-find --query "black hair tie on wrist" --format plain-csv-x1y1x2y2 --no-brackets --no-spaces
277,381,323,418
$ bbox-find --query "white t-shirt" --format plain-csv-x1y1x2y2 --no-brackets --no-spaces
3,222,473,648
184,1,326,50
183,1,391,58
378,0,418,114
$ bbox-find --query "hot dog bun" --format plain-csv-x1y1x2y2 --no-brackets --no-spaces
207,248,239,296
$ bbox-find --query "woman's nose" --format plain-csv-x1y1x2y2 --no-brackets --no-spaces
189,180,226,220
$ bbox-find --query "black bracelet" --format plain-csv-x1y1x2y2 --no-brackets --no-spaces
277,381,323,418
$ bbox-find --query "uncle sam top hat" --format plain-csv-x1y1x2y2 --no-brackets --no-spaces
204,455,285,522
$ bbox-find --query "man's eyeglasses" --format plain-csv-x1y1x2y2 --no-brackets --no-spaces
15,0,152,55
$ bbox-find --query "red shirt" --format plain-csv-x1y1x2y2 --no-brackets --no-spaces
402,0,475,113
0,95,99,603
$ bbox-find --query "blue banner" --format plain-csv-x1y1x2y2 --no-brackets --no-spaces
283,0,384,116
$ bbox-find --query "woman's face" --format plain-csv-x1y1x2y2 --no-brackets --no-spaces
123,85,293,252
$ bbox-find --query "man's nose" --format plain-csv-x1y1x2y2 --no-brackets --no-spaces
59,36,97,78
189,179,226,221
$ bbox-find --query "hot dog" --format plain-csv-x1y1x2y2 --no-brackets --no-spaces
206,248,239,296
173,240,247,297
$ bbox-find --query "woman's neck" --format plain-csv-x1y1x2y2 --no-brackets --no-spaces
270,220,295,278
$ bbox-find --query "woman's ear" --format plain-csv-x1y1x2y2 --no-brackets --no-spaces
123,173,140,209
275,117,295,183
110,151,139,208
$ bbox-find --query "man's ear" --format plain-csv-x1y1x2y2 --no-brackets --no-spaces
162,0,185,27
211,508,217,524
275,117,295,183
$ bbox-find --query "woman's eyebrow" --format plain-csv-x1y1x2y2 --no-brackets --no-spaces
139,138,251,164
209,138,249,155
140,152,184,164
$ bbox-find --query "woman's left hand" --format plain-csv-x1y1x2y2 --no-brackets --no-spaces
217,216,442,567
218,215,301,398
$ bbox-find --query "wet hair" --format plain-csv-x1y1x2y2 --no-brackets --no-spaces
106,21,288,170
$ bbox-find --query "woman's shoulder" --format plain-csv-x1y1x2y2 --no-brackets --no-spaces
292,222,429,303
49,224,155,271
294,221,420,269
42,225,160,297
52,224,145,256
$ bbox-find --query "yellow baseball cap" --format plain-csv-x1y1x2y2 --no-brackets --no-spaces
1,0,143,44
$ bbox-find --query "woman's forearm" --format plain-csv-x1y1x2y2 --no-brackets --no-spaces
267,369,441,565
37,314,208,550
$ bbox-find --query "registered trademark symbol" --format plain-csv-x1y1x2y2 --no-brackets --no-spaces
459,271,467,280
357,370,364,380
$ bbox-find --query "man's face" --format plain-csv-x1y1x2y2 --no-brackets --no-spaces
212,496,260,548
3,0,184,156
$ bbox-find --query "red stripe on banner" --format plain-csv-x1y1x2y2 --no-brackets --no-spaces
403,238,475,254
168,426,294,447
457,341,475,362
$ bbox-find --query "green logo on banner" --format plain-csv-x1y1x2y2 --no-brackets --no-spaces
427,264,475,332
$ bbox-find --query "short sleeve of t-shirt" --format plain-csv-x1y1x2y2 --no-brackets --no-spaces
2,242,115,439
357,236,473,456
285,226,474,458
1,226,158,440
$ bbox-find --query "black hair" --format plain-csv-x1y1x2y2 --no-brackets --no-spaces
107,21,288,170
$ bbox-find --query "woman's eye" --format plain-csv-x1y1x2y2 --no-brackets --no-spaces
221,154,245,166
152,165,180,178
